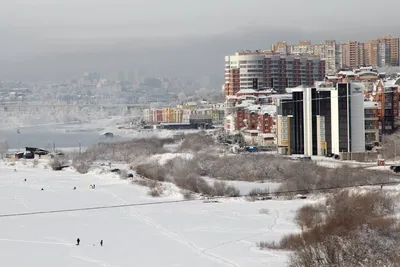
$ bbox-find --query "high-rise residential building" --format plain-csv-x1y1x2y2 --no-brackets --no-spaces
390,37,400,66
292,41,314,55
376,35,400,67
223,51,325,95
363,36,400,68
270,41,290,55
321,40,342,74
264,55,325,91
341,41,365,69
364,40,378,67
224,51,265,96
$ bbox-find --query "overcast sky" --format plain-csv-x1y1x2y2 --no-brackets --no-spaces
1,0,398,39
1,0,400,81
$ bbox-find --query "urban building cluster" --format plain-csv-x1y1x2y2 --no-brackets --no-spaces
142,101,225,129
223,46,400,159
270,35,400,74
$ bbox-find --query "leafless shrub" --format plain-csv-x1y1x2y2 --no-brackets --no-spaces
164,158,240,197
288,228,400,267
135,179,158,189
135,162,166,181
326,190,395,220
178,133,215,152
249,188,270,197
212,181,240,197
48,156,68,171
181,190,195,200
118,169,128,179
294,204,325,231
174,173,214,195
381,133,400,159
0,140,8,157
84,138,167,163
190,153,389,190
278,164,388,193
191,153,278,181
263,190,400,267
72,156,91,174
257,241,280,249
148,186,164,197
32,159,39,167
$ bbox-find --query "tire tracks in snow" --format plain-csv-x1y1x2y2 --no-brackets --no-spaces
73,255,121,267
203,210,280,253
106,190,241,267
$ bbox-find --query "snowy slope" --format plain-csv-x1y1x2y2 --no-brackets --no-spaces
0,162,306,267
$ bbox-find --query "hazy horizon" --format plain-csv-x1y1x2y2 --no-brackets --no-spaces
1,0,400,82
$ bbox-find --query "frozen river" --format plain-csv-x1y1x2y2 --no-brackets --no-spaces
0,122,129,149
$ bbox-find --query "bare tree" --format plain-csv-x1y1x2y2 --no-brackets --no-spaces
0,140,8,157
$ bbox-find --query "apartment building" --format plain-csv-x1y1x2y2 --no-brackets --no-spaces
270,41,291,55
341,41,365,69
271,40,342,74
224,51,266,96
372,81,400,136
364,40,378,67
376,36,400,67
223,51,325,95
292,41,314,55
271,35,400,71
264,55,325,91
322,40,342,75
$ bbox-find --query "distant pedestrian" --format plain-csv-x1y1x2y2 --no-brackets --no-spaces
76,238,80,246
381,184,384,190
93,184,95,189
73,187,76,190
24,179,27,182
100,240,103,246
41,188,44,191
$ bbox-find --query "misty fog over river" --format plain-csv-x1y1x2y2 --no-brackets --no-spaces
0,122,130,149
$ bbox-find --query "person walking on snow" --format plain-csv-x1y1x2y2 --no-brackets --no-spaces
100,240,103,246
76,238,80,246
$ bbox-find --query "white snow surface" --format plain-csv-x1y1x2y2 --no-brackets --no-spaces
0,161,308,267
149,153,194,165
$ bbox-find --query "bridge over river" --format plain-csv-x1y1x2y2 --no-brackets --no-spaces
0,102,150,113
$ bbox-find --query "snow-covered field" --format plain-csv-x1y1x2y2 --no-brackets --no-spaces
0,161,308,267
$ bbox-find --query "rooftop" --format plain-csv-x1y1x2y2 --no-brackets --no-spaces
236,89,257,94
